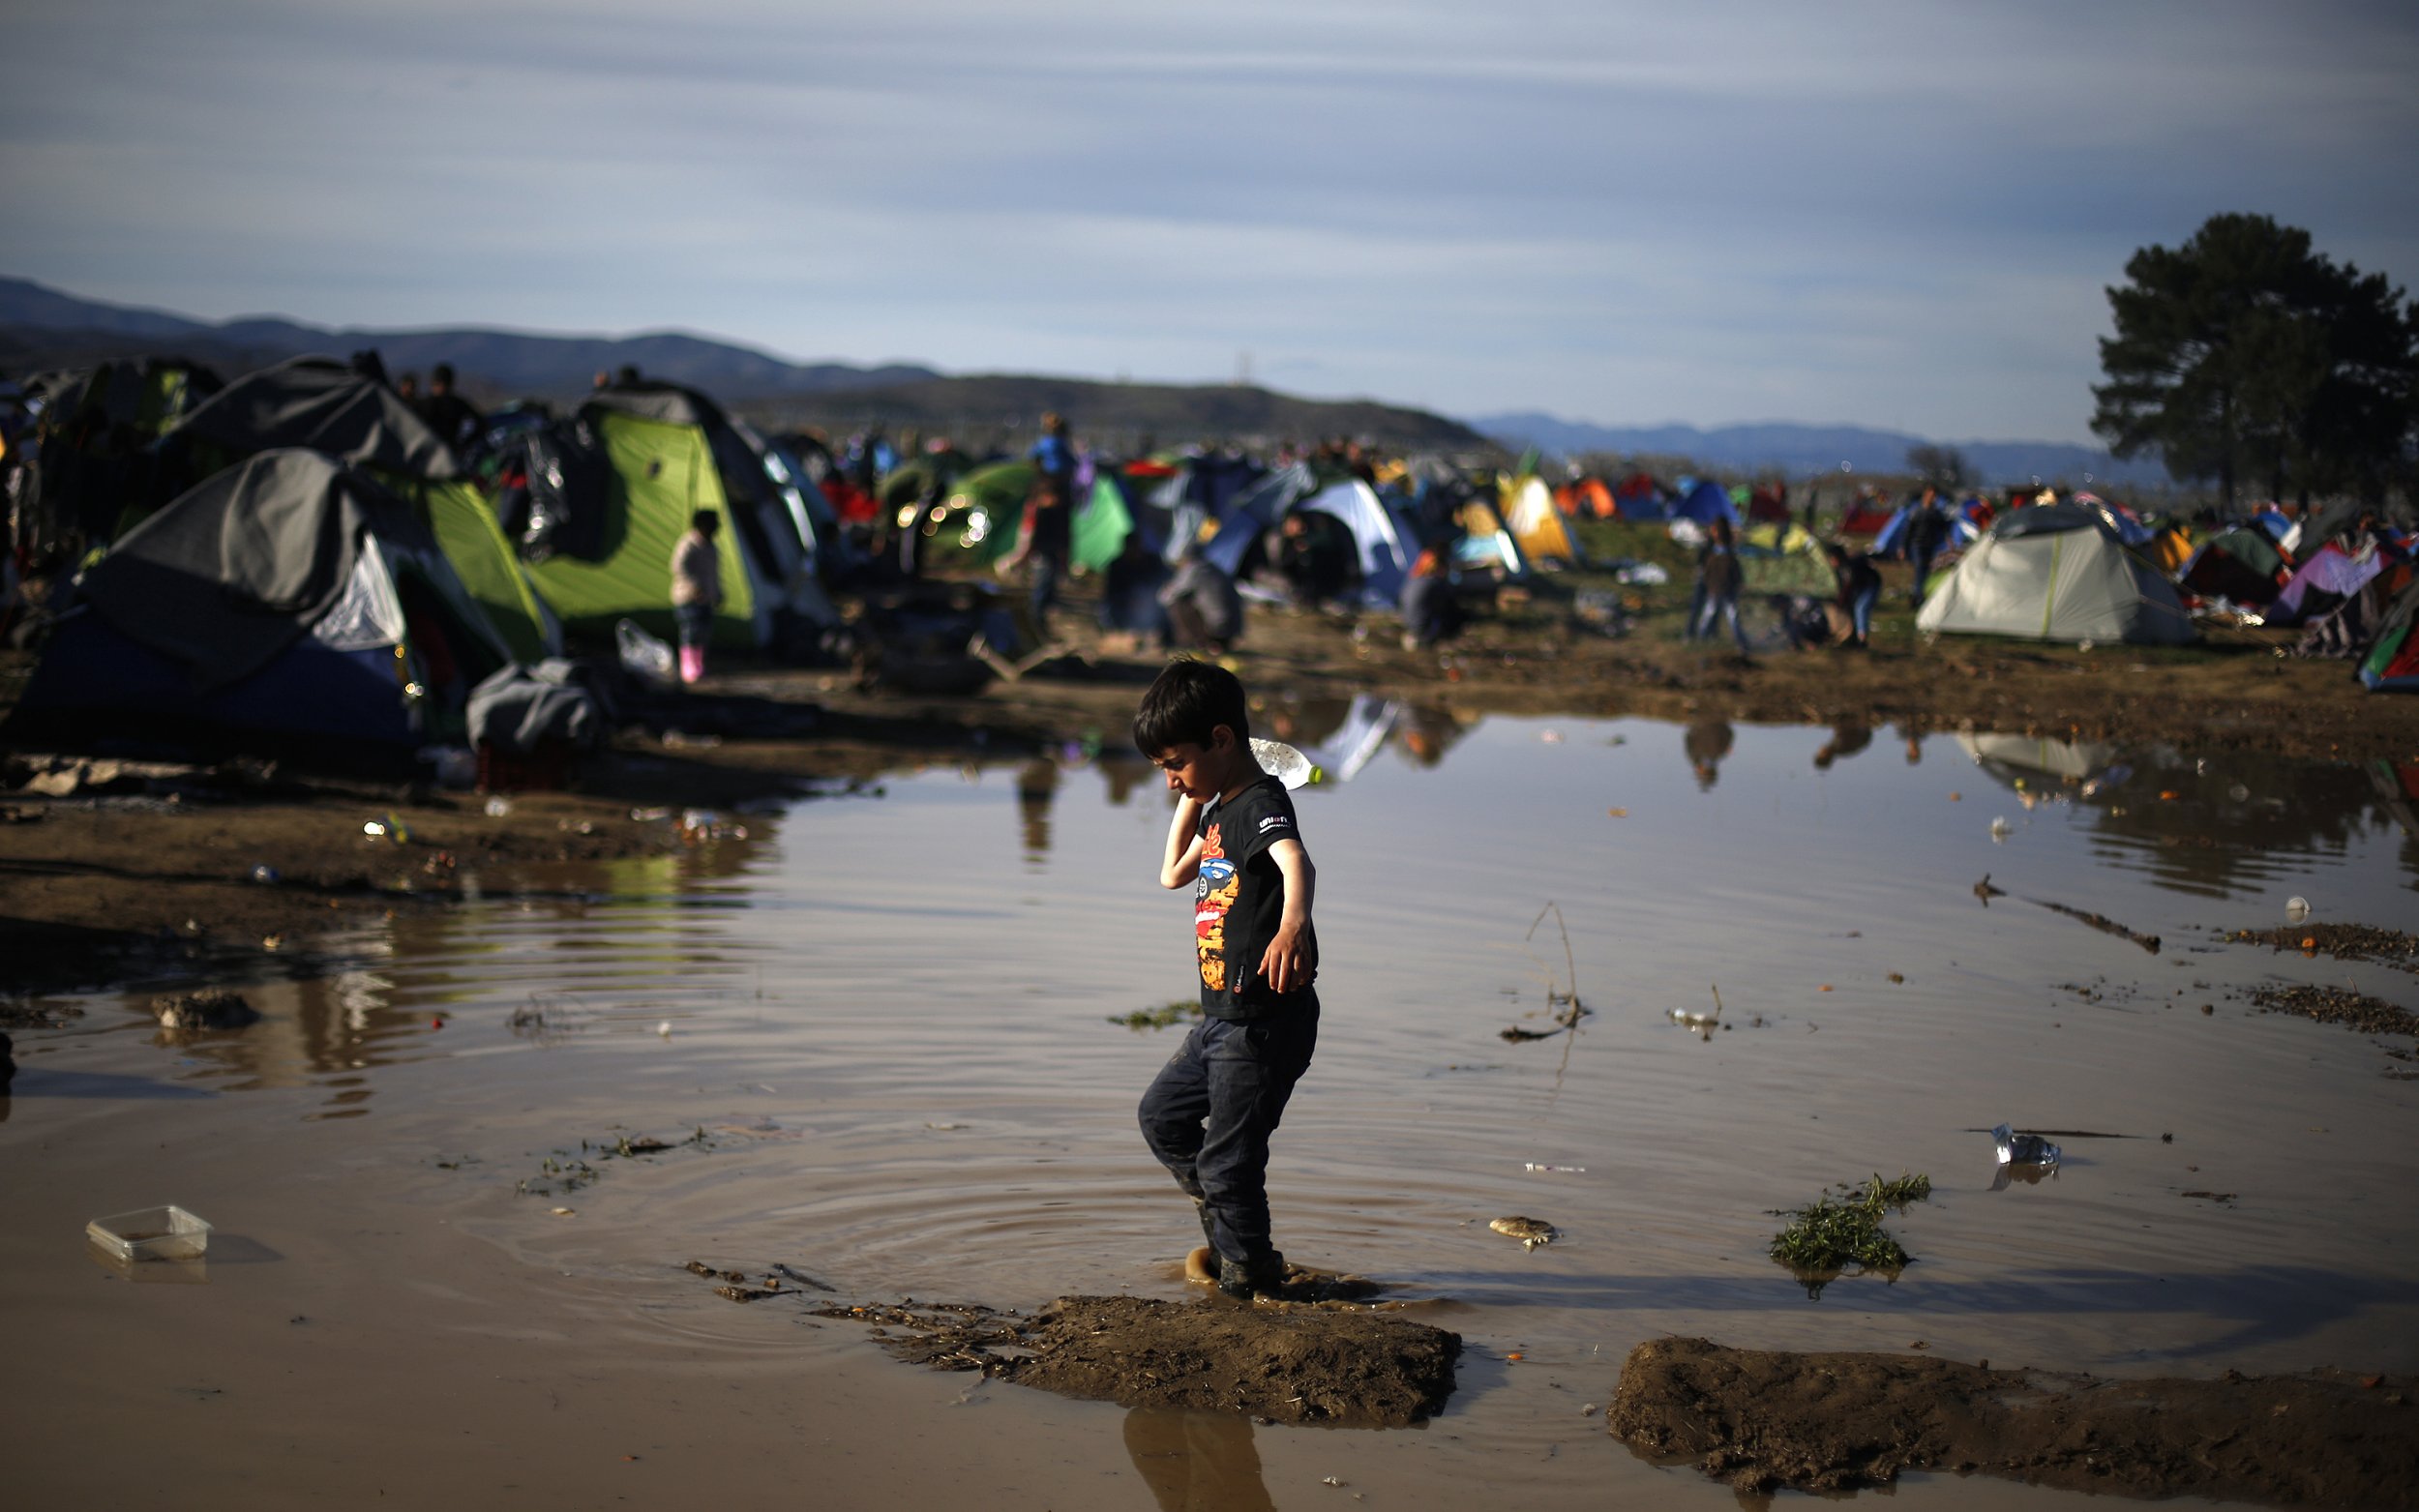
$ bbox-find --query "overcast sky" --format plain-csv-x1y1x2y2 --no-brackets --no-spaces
4,1,2413,443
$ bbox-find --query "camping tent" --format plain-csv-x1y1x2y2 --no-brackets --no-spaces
10,451,510,769
2179,527,2288,606
1500,475,1580,564
1838,493,1896,535
938,460,1036,565
2269,543,2384,625
579,382,833,620
164,357,558,664
520,398,771,648
2359,576,2419,693
1915,502,2195,645
1299,479,1420,607
1670,478,1739,526
18,357,224,544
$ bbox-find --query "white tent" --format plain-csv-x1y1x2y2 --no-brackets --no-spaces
1917,507,2194,645
1298,479,1419,608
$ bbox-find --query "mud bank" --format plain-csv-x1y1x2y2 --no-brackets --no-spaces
795,1291,1460,1428
1610,1335,2416,1507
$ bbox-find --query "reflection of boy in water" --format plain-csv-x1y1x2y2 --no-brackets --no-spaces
1133,659,1320,1300
1684,718,1733,789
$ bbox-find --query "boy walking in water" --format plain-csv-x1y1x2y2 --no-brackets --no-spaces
1133,660,1320,1300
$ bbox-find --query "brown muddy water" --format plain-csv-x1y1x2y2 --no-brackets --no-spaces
6,710,2416,1510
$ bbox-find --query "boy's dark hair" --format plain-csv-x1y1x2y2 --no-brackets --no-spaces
1134,658,1249,756
691,509,720,533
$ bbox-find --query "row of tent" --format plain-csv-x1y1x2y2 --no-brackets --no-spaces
7,355,851,766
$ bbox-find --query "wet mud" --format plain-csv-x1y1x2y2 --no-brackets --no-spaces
2227,924,2419,971
801,1292,1458,1428
2249,984,2419,1038
1610,1336,2416,1507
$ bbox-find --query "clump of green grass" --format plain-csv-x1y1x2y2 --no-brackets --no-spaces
1109,1000,1203,1031
1769,1172,1932,1295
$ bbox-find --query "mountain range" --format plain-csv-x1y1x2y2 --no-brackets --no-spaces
1474,412,2174,490
0,276,939,400
4,275,2167,482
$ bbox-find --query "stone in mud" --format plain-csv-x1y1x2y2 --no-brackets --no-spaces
150,989,260,1030
1609,1335,2418,1506
1490,1215,1557,1250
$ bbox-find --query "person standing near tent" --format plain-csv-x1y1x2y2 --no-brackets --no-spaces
670,510,722,685
1688,518,1751,656
1906,488,1952,610
1000,413,1077,630
999,472,1074,631
1824,541,1881,649
1159,545,1243,652
1399,547,1463,650
419,364,483,455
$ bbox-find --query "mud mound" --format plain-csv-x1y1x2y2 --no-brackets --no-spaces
1017,1295,1458,1427
1609,1336,2415,1506
806,1291,1458,1427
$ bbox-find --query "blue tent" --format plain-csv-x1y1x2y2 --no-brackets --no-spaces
1670,478,1738,525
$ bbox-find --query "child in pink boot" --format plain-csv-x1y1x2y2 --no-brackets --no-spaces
670,511,722,684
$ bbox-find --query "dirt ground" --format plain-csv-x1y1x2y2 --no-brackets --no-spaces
785,1288,1460,1429
1609,1335,2417,1507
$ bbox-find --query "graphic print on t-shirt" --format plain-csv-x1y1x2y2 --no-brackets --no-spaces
1194,818,1237,993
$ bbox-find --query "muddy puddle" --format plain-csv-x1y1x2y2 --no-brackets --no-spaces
4,711,2415,1509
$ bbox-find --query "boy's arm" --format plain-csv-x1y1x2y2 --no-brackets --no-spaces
1160,795,1205,889
1258,838,1316,993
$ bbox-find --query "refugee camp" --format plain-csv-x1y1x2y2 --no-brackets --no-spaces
3,5,2417,1510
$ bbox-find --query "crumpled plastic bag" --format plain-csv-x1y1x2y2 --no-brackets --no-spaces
616,617,678,692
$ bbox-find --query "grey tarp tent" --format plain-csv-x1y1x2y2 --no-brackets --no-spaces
174,355,463,478
1916,503,2195,645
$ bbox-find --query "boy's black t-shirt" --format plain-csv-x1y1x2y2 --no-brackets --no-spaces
1192,775,1318,1022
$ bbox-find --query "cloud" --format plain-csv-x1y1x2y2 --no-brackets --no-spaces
2,0,2414,442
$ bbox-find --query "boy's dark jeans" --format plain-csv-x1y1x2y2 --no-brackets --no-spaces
1138,1011,1319,1269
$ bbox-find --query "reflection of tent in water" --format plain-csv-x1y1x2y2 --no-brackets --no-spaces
1917,503,2194,645
11,451,510,770
1301,695,1398,784
1956,732,2121,786
164,356,560,664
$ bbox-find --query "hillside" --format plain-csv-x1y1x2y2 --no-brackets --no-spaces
1477,411,2176,490
736,374,1493,453
0,276,935,401
1,276,1484,451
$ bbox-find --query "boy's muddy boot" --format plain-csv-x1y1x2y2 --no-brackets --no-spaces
1185,1201,1222,1284
1216,1251,1287,1300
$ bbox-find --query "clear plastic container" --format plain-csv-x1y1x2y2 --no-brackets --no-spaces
87,1205,212,1262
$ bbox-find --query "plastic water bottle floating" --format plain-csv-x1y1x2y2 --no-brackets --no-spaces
1249,738,1323,790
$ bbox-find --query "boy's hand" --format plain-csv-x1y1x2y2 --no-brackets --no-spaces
1260,923,1312,994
